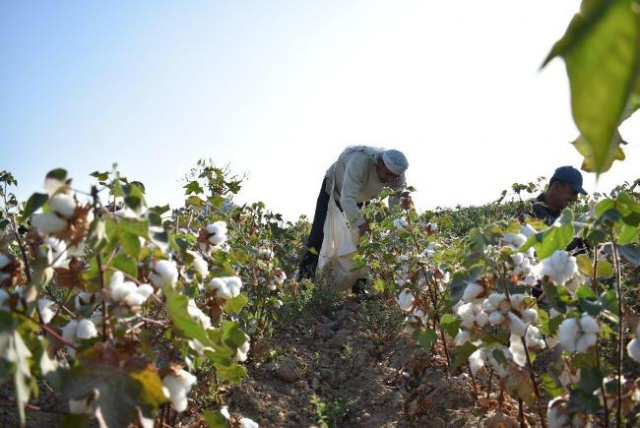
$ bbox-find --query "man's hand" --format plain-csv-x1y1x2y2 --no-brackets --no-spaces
358,222,371,235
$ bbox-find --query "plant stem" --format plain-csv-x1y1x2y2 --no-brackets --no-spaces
91,185,112,341
521,335,547,428
592,243,599,292
612,239,623,428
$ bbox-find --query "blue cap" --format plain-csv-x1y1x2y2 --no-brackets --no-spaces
551,166,587,195
382,149,409,175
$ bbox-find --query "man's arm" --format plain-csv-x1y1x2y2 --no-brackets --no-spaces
340,156,368,228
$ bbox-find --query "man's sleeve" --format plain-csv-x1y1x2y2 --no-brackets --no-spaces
340,156,367,227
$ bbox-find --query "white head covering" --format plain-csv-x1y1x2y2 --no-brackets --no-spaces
382,149,408,175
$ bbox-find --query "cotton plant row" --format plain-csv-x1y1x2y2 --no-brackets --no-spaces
378,191,640,427
0,167,297,428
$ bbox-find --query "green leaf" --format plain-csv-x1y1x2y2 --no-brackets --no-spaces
412,328,437,352
22,193,49,221
595,260,614,279
208,195,226,210
118,229,141,259
545,0,639,174
164,286,215,348
224,294,248,315
451,341,478,373
46,168,68,182
216,362,247,384
111,253,138,278
184,180,204,196
186,196,203,208
203,409,229,428
537,225,575,259
540,373,564,398
119,219,149,238
440,314,462,338
576,254,593,276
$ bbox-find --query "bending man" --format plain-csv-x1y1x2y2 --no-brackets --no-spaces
297,145,409,281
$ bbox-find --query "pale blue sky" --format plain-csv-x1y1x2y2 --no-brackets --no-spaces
2,1,638,220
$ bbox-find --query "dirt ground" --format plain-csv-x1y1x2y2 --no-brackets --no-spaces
224,294,534,427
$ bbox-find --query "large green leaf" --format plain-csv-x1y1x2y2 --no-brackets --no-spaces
544,0,640,174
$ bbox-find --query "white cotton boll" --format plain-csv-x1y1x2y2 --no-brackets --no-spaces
225,276,242,297
457,303,476,329
220,406,231,419
209,278,232,300
487,347,513,378
579,315,599,335
62,320,79,343
38,299,56,324
136,283,155,299
150,260,178,288
525,326,546,350
627,339,640,363
509,294,527,312
468,350,485,374
188,251,209,278
76,319,98,340
547,397,570,428
31,212,69,235
475,311,489,327
462,281,485,303
393,218,408,230
239,417,259,428
45,237,68,267
111,280,138,302
507,313,528,337
522,308,538,325
558,318,580,352
485,293,507,312
273,269,287,285
49,193,76,219
538,250,577,286
206,221,228,246
488,311,505,326
125,291,147,307
503,233,526,249
509,334,527,367
511,253,524,265
520,224,537,238
397,289,415,312
236,334,250,362
74,291,98,309
187,299,212,329
575,333,598,353
454,330,471,346
162,370,197,413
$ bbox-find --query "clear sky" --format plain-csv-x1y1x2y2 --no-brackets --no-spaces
1,1,638,221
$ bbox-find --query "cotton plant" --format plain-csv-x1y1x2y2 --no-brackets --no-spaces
393,217,408,230
468,345,514,378
397,288,415,312
546,397,590,428
403,309,429,336
186,250,209,279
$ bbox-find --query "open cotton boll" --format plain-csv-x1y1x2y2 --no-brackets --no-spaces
209,277,232,300
475,311,489,327
206,221,228,246
558,318,580,352
236,334,251,362
74,291,98,309
454,330,471,346
76,319,98,340
547,397,570,428
575,332,598,353
509,294,527,312
239,417,259,428
31,212,69,235
62,320,79,343
627,338,640,363
188,251,209,278
162,369,197,413
124,291,147,307
522,308,538,325
502,233,526,249
45,237,68,268
488,311,505,326
187,299,212,329
468,349,485,374
579,314,599,334
393,217,408,230
462,281,485,303
110,279,138,302
273,269,287,285
225,276,242,297
559,315,599,353
509,334,528,367
537,250,577,286
150,260,178,288
136,283,155,299
397,289,414,311
49,193,77,219
507,313,528,337
520,224,537,238
37,299,57,324
485,293,509,313
456,303,476,329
